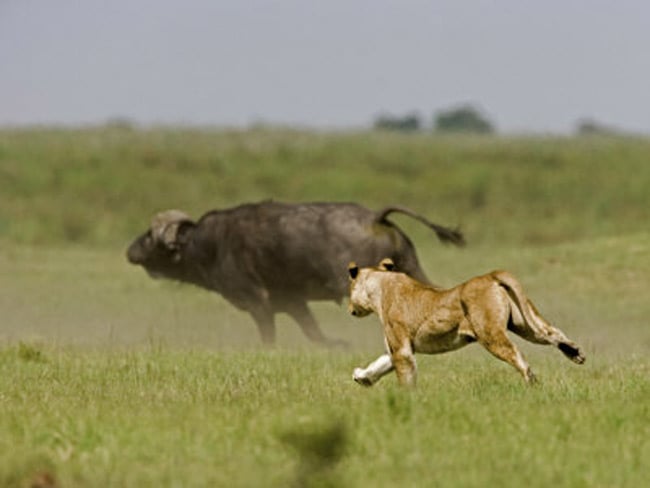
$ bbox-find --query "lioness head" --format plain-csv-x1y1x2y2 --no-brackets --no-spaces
347,258,396,317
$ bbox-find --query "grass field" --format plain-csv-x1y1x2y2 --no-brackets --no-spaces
2,128,649,247
1,128,649,486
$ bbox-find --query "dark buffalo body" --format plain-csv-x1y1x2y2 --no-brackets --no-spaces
127,201,463,345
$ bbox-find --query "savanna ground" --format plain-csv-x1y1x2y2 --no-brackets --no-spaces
0,128,649,486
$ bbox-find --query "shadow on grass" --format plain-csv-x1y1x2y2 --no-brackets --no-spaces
279,418,348,488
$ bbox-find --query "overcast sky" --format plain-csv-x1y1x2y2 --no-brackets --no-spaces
1,0,649,133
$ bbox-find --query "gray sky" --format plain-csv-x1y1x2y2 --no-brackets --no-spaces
1,0,649,133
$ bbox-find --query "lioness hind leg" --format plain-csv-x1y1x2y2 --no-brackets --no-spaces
476,329,537,384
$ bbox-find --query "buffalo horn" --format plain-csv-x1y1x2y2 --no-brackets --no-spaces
151,209,192,247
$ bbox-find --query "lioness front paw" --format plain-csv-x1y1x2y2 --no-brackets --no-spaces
353,368,374,387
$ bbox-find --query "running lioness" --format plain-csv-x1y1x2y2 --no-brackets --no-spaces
348,259,585,386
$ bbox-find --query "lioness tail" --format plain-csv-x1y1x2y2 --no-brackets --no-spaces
493,271,585,364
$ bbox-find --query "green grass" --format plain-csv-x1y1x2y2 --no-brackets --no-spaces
1,233,649,487
1,348,648,487
1,127,649,246
1,128,649,486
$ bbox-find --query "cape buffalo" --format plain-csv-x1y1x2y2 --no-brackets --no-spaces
126,201,464,346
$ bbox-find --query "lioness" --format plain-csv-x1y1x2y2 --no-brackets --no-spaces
348,259,585,386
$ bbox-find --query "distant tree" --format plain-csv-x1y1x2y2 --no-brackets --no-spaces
105,116,136,130
434,105,495,134
373,112,422,132
575,118,619,136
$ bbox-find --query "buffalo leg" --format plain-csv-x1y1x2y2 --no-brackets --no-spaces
285,302,347,347
249,308,277,345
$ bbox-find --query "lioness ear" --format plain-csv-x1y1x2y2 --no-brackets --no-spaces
379,258,395,271
348,262,359,279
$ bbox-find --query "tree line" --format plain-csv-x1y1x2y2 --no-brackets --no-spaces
374,104,624,135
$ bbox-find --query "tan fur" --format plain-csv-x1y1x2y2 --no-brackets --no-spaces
348,259,585,387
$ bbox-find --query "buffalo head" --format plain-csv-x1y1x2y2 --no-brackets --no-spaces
126,209,194,278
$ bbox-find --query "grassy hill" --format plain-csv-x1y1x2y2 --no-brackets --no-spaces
1,127,648,247
1,127,648,487
1,232,648,487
